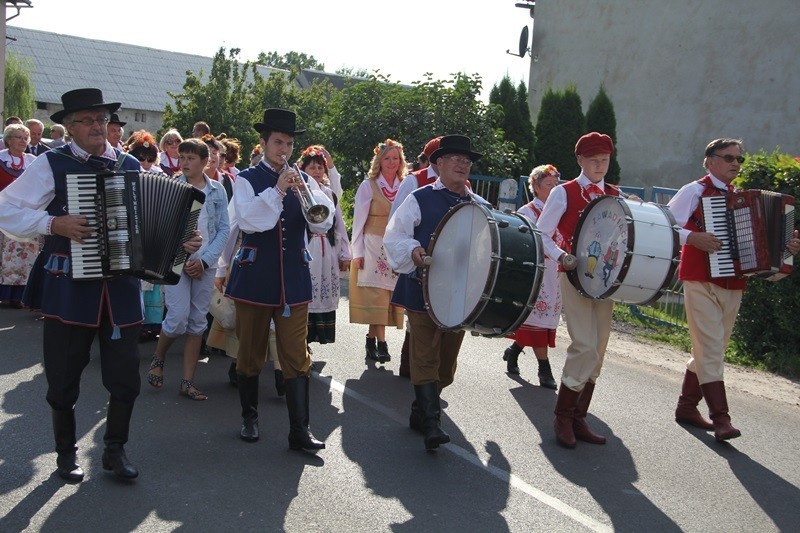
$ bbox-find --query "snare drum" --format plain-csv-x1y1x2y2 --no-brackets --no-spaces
422,202,544,337
567,196,679,305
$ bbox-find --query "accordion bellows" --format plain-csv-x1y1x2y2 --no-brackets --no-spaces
66,170,205,284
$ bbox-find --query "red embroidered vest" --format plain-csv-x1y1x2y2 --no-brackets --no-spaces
678,176,746,290
412,167,437,188
559,180,619,255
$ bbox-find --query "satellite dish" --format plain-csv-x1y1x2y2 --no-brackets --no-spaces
507,25,530,58
518,26,530,57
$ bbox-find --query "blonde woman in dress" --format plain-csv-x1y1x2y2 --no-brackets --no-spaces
349,139,407,363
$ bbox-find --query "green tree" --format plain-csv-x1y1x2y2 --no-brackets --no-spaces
534,84,585,179
586,85,621,184
324,72,519,190
489,76,536,178
257,51,325,72
3,51,35,121
162,47,335,160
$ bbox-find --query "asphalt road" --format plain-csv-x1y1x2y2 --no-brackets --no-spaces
1,297,798,532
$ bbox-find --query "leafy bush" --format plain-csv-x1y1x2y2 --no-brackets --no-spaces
729,149,800,376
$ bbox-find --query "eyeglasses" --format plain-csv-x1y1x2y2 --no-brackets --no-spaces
164,139,180,145
710,154,745,164
137,156,156,163
71,117,110,126
442,155,473,166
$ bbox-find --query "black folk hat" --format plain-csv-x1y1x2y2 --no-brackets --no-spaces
50,88,121,124
253,108,306,136
429,134,482,164
109,113,126,127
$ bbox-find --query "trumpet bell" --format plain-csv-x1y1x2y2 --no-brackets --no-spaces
306,204,330,224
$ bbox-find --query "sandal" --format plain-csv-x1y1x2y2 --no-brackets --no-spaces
147,355,164,388
179,379,208,401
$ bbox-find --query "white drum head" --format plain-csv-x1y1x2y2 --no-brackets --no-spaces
426,204,493,328
572,196,630,299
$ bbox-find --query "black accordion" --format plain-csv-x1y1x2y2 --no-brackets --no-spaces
701,189,795,281
66,170,205,284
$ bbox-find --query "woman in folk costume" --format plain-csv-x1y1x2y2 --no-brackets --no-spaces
158,129,183,177
349,139,407,363
298,145,351,346
0,123,39,307
502,164,562,389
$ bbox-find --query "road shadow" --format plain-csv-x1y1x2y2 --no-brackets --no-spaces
34,350,332,531
510,380,681,531
338,367,510,531
688,429,800,531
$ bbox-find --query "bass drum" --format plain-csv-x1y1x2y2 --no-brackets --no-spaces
567,196,680,305
423,202,544,337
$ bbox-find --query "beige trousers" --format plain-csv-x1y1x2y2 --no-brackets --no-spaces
407,311,465,388
559,273,615,391
683,281,742,384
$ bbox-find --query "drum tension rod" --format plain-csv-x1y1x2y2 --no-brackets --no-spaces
497,221,509,228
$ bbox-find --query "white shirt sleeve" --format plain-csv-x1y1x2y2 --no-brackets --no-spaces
350,180,373,259
667,182,703,245
327,166,343,198
536,185,568,261
0,155,57,240
232,175,284,233
389,174,419,219
334,202,352,261
384,193,422,274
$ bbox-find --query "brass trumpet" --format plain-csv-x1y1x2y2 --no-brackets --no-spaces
281,155,330,224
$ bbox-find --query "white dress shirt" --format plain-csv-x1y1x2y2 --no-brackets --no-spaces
667,173,728,245
536,173,606,261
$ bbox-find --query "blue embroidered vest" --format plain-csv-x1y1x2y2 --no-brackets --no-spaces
23,146,143,327
225,163,313,307
391,185,473,312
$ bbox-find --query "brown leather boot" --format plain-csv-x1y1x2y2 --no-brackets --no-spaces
675,370,713,430
701,381,741,441
553,385,580,448
573,382,606,445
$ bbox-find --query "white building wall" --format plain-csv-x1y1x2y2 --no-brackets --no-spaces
528,0,800,188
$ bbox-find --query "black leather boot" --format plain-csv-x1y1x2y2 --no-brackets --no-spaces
101,398,139,479
274,369,286,397
285,376,325,451
537,358,558,390
414,382,450,450
409,399,423,433
376,341,391,363
503,343,523,375
365,335,378,361
228,361,238,387
52,408,84,482
238,374,260,442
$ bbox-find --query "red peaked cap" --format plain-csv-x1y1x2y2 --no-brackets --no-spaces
422,136,443,159
574,132,614,157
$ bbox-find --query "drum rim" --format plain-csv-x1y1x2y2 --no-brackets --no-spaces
482,210,545,336
422,201,500,330
567,195,634,300
633,203,681,306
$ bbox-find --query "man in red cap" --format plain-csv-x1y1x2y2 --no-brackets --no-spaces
535,131,619,449
389,136,442,378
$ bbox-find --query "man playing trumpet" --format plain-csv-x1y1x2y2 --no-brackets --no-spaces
225,108,334,450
